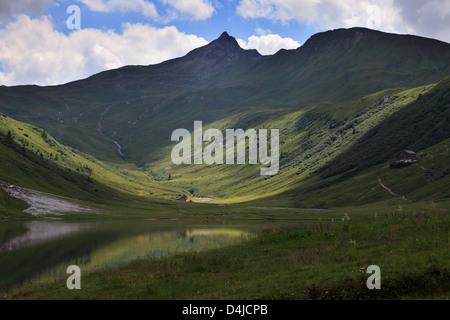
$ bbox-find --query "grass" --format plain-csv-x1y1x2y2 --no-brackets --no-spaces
0,114,180,199
0,113,191,218
280,136,450,209
0,77,448,209
1,29,449,301
4,205,448,300
136,80,445,204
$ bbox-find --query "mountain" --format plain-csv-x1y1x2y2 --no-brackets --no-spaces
0,27,449,207
0,31,264,162
244,27,450,104
1,28,449,164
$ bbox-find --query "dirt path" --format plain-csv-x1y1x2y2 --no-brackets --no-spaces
190,197,215,203
378,178,408,200
378,178,397,195
415,163,426,171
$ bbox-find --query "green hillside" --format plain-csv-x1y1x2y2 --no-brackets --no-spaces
320,75,450,179
141,77,448,204
0,114,184,218
0,28,449,212
286,137,450,208
1,28,450,166
1,27,449,303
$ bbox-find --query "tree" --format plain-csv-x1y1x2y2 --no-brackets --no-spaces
5,130,13,145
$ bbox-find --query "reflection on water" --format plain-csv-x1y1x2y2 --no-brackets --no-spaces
0,221,89,253
0,219,264,292
89,228,249,266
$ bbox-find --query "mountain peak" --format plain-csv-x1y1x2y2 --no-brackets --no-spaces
219,31,231,39
185,31,261,60
302,27,377,49
213,31,241,49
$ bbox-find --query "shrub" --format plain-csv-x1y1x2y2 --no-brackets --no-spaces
389,161,412,168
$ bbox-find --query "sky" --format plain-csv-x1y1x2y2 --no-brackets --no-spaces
0,0,449,86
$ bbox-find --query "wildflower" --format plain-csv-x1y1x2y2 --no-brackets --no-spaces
342,212,350,222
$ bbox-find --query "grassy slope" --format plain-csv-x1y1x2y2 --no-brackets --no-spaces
0,33,449,211
145,80,446,204
0,187,30,218
320,75,450,180
1,28,450,168
0,114,188,218
1,77,449,214
286,138,450,209
1,113,303,220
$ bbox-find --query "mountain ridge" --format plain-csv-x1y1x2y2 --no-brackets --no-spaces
243,27,450,105
0,27,449,175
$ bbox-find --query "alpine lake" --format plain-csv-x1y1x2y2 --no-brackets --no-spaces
0,216,306,293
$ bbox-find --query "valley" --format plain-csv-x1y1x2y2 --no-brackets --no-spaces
0,27,449,300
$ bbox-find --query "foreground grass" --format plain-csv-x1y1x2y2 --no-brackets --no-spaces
5,207,449,300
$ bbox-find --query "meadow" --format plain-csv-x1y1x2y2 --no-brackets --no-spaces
4,201,448,300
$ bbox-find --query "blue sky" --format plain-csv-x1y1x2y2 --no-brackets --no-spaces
46,1,316,43
0,0,449,86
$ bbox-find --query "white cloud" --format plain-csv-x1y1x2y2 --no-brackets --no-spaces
78,0,158,18
236,0,450,43
0,14,208,86
79,0,215,21
255,27,271,35
237,34,300,55
392,0,450,42
236,0,400,29
0,0,56,24
161,0,215,20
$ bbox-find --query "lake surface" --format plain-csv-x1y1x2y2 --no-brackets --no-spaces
0,218,286,292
